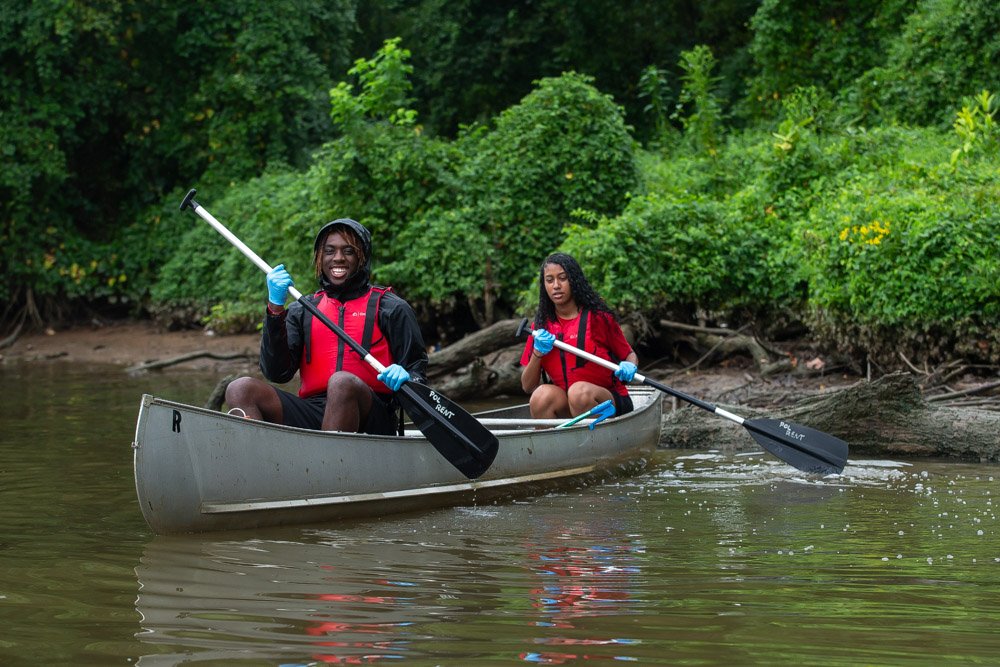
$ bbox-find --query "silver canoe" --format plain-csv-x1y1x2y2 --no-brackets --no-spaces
132,386,662,534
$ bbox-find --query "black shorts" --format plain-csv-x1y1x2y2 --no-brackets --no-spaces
613,392,634,417
275,387,400,435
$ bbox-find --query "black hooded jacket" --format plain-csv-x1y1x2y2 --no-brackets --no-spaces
259,218,428,388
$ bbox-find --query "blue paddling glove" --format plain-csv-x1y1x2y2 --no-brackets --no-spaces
266,264,293,306
378,364,410,392
533,329,555,356
615,361,637,383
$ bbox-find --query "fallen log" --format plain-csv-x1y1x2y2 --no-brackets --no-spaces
658,372,1000,462
424,318,526,400
426,318,522,381
433,354,524,400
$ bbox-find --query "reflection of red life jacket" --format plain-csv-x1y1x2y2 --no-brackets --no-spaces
299,287,394,398
539,310,628,397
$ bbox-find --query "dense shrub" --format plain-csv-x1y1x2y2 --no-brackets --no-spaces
381,71,639,325
150,170,328,325
1,1,355,323
799,132,1000,365
556,191,795,324
852,0,1000,126
553,101,1000,368
745,0,910,119
151,40,461,326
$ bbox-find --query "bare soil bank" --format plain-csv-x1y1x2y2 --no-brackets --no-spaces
1,321,260,373
1,320,862,402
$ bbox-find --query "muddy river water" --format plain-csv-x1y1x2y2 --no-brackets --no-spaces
1,362,998,664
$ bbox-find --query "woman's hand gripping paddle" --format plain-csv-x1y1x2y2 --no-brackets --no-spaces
516,319,847,474
180,189,499,479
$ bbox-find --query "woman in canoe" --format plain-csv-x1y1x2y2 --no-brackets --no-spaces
520,252,638,419
224,218,428,434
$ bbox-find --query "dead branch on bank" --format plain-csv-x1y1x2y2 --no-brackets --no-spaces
127,350,255,373
897,352,1000,410
659,318,833,377
0,318,24,350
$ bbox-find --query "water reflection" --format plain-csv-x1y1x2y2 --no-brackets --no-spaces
133,506,654,664
523,533,645,664
129,451,1000,665
136,535,423,664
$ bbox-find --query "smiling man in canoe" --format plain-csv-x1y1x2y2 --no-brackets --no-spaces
224,218,429,435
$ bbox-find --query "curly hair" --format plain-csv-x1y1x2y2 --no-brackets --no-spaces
533,252,616,327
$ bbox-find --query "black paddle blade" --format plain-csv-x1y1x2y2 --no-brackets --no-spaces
395,381,499,479
744,418,848,475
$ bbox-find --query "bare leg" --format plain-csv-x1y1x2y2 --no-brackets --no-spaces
322,371,374,432
529,384,571,419
567,382,614,416
225,377,284,423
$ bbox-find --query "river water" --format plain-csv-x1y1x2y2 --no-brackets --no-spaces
1,362,998,665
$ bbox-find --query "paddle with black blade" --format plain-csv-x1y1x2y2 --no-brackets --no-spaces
180,189,499,479
516,319,847,474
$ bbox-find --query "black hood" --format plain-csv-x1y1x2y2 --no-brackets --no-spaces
313,218,372,300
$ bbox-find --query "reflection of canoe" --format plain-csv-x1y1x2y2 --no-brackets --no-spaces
132,387,662,533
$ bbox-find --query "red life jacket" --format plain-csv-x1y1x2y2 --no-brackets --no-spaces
298,287,394,398
538,310,628,396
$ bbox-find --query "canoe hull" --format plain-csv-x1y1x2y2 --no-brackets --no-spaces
133,387,662,533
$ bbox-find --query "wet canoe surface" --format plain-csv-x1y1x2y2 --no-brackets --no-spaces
133,386,663,533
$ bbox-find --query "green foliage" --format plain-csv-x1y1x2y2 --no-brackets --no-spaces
558,196,745,315
356,0,759,140
317,39,464,269
799,132,1000,364
673,46,724,154
950,90,999,166
7,0,1000,371
379,206,492,312
758,86,843,216
330,37,418,130
202,301,263,335
311,124,461,272
853,0,1000,126
380,72,638,324
552,176,809,328
564,111,1000,366
152,40,460,319
637,64,674,148
745,0,911,119
1,0,355,320
151,169,329,321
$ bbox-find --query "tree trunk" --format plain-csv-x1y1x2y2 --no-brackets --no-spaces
659,372,1000,462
